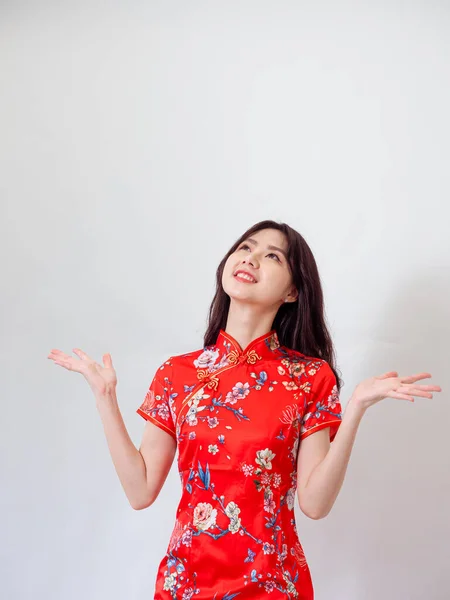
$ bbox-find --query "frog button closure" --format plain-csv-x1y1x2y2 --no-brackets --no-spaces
197,369,220,391
245,349,262,364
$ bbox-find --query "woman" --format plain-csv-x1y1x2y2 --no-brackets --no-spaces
48,219,441,599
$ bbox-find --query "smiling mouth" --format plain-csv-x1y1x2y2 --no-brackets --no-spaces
234,272,257,283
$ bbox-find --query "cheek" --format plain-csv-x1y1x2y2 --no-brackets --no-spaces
223,257,233,277
221,258,235,285
261,269,290,293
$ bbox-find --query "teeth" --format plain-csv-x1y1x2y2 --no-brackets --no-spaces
235,272,256,282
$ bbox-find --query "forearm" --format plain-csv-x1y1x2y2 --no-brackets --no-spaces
301,398,366,519
95,392,149,509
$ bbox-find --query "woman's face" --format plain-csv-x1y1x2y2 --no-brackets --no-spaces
222,228,298,307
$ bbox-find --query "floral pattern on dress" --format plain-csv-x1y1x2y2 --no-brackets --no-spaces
138,328,342,599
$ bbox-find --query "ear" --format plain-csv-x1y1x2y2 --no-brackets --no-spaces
286,286,299,303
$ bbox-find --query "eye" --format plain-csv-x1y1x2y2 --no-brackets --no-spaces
238,244,281,263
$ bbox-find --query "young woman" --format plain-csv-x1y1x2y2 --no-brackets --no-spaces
48,219,441,599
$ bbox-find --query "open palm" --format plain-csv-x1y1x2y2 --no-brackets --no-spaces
353,370,442,410
47,348,117,397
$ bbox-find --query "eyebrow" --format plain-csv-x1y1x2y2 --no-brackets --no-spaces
246,237,288,259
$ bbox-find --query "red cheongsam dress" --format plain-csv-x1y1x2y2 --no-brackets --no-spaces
137,328,343,600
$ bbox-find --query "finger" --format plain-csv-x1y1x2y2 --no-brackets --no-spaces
48,349,73,360
399,373,432,383
406,384,441,392
404,389,433,398
72,348,93,361
103,353,113,368
377,371,398,379
52,359,75,371
49,354,85,372
390,391,415,402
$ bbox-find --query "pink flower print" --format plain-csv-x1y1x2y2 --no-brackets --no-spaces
272,473,281,488
193,502,217,531
182,587,194,600
186,407,198,426
288,361,306,379
181,528,192,548
327,384,339,409
282,380,298,391
169,522,192,553
277,365,286,375
264,488,275,514
157,402,171,422
194,348,219,370
262,542,276,554
207,416,219,428
225,381,250,405
241,463,254,477
261,472,271,486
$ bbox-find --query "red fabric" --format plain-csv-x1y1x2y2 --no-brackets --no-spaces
137,328,342,599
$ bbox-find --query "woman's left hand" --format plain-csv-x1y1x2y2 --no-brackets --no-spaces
350,371,442,411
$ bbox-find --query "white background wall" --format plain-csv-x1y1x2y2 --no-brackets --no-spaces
2,1,449,599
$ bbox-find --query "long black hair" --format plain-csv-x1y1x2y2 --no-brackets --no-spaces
203,219,343,392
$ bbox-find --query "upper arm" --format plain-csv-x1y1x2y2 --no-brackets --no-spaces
295,360,343,517
135,357,178,508
137,420,177,508
296,427,330,517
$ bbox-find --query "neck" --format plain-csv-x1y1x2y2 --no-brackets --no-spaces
224,299,276,351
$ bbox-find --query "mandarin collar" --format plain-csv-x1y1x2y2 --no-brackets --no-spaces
215,328,280,363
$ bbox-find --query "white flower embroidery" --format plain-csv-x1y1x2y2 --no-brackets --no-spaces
163,572,177,592
225,501,241,519
255,448,276,470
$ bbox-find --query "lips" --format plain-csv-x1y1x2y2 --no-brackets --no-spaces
234,269,257,283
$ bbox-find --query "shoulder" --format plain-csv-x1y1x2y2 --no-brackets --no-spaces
168,345,212,369
157,345,219,399
276,345,333,379
163,344,218,380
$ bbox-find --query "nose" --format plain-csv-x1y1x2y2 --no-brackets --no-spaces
243,254,259,268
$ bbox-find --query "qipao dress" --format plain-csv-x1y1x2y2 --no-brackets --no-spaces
137,328,343,600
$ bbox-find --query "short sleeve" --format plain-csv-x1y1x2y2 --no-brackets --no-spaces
137,358,177,441
300,361,342,442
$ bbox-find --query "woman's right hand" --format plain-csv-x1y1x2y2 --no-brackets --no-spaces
47,348,117,398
